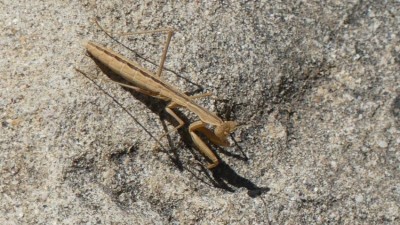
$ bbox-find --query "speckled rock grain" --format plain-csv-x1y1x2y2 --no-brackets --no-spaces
1,0,399,224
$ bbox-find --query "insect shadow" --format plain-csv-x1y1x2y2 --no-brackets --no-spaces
84,57,268,197
82,23,269,196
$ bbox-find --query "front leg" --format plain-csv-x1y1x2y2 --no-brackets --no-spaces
189,121,220,169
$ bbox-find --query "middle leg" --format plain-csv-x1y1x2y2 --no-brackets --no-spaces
157,102,185,143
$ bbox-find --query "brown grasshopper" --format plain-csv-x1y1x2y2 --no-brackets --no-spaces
78,21,238,169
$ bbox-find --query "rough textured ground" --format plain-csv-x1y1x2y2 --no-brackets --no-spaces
1,0,399,224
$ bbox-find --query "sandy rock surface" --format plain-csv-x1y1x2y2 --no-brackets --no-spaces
1,0,399,224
